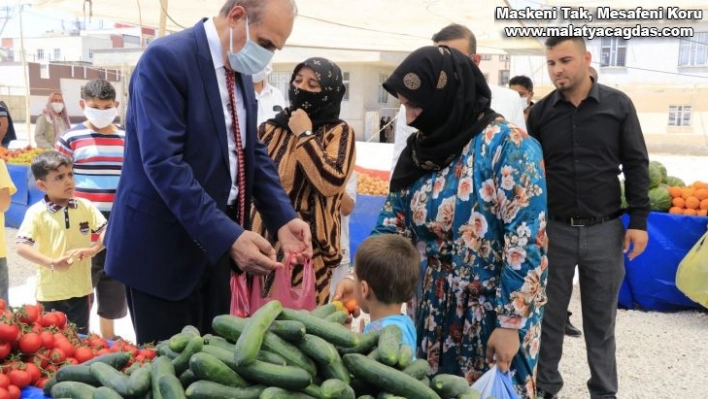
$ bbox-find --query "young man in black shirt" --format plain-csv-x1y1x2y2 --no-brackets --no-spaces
527,37,650,399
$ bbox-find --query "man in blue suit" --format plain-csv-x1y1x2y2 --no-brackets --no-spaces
105,0,311,344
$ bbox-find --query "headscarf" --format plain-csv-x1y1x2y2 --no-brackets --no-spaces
383,46,500,191
43,92,70,143
272,57,346,131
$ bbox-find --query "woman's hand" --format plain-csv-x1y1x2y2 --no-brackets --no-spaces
288,109,313,136
332,278,361,322
485,327,520,373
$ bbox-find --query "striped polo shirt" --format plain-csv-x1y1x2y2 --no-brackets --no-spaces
56,124,125,212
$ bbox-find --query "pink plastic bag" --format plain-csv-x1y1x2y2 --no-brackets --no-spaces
251,257,316,313
229,272,251,317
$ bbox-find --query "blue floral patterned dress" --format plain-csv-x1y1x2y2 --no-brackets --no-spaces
373,119,548,398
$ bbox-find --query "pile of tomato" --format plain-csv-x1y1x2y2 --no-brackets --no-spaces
0,299,155,398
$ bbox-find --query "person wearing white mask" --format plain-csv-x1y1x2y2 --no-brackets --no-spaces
55,79,127,341
102,0,312,344
508,75,535,121
253,63,286,127
35,92,71,149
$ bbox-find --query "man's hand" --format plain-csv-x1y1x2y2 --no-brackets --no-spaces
278,218,313,263
230,231,280,275
288,109,313,136
50,255,75,272
623,229,648,261
486,327,520,373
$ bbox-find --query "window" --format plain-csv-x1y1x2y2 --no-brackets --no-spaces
269,72,291,102
88,49,94,59
480,54,492,60
499,55,510,62
668,105,692,126
342,72,350,101
498,70,510,86
53,48,61,60
377,73,389,103
600,37,627,67
678,32,708,66
37,49,44,61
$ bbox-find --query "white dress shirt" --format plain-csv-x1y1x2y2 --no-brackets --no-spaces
391,84,527,173
205,17,247,204
256,83,286,127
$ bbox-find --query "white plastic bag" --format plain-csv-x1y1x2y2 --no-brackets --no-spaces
470,365,520,399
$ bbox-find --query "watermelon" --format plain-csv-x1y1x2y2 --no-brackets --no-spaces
648,162,663,189
650,160,668,184
648,185,672,212
665,175,685,187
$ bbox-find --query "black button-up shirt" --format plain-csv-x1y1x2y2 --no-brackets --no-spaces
527,81,650,230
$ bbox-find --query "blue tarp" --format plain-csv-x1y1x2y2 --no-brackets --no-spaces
6,164,43,228
349,194,387,258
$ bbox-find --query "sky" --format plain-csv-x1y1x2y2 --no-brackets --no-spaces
0,2,112,39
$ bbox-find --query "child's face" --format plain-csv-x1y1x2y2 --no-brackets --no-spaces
37,165,75,202
353,272,370,314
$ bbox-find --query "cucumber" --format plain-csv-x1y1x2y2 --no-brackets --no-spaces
51,381,96,399
397,343,415,368
377,393,406,399
367,348,380,360
169,332,197,352
297,334,339,366
357,396,376,399
302,384,324,399
127,364,152,397
338,330,380,355
401,359,430,380
321,378,355,399
260,387,317,399
188,352,249,388
269,320,307,342
55,365,100,386
88,362,131,396
257,350,288,366
377,325,403,366
213,315,317,375
178,370,199,389
279,309,359,347
319,357,350,384
151,356,175,399
171,336,203,375
236,359,312,390
342,354,439,399
203,335,236,351
457,390,482,399
82,352,132,369
92,386,123,399
181,325,201,336
158,374,186,399
233,300,282,366
158,344,181,359
430,374,471,398
310,303,337,318
323,311,348,325
124,361,141,376
185,381,266,399
43,376,58,396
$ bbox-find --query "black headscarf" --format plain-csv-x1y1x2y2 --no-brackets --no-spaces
272,57,346,131
383,46,500,191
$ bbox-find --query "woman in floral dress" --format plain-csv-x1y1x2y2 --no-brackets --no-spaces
338,46,548,398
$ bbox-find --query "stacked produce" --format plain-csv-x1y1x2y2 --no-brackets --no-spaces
46,300,491,398
668,182,708,216
0,146,46,165
356,171,389,196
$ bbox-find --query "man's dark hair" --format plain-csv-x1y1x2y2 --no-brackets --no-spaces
81,79,116,101
220,0,297,23
509,75,533,92
354,235,419,305
31,151,72,181
432,23,477,55
545,36,586,51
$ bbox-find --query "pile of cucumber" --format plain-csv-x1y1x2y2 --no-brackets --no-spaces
41,300,492,398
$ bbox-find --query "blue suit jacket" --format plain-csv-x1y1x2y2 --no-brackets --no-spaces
105,20,297,301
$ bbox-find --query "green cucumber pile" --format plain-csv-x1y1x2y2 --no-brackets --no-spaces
41,300,490,398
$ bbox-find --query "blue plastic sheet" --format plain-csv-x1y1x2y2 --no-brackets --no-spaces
6,164,43,228
621,212,708,311
21,386,49,399
349,194,387,258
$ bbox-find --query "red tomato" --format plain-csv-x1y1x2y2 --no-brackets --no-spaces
44,364,58,375
49,348,67,364
0,342,11,360
110,340,127,353
0,323,19,343
64,357,78,366
0,299,5,312
0,374,8,389
7,370,30,389
29,322,42,335
23,363,40,385
35,378,49,389
73,347,94,364
54,339,75,358
139,348,157,360
96,348,111,356
124,344,139,357
89,337,109,350
18,333,42,355
52,312,67,328
0,387,9,399
18,305,40,324
6,385,19,399
40,313,59,328
134,354,146,364
39,331,54,349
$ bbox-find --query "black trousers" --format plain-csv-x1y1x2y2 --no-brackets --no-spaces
40,295,92,335
125,255,231,345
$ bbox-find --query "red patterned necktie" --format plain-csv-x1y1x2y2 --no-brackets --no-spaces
225,70,247,225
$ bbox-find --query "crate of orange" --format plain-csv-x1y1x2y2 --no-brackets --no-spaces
667,181,708,217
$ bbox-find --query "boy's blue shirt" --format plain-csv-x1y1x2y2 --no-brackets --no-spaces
363,314,417,352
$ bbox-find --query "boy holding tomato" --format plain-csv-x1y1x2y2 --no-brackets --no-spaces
15,151,107,334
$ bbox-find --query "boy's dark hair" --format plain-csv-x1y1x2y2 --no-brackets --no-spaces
509,75,533,92
354,235,419,305
432,23,476,55
31,151,72,181
545,36,586,51
81,79,116,101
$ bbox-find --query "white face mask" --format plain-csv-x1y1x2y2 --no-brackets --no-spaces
51,103,64,113
227,17,274,75
84,107,116,129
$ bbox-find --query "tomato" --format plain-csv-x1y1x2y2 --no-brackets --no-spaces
7,370,30,389
6,385,19,399
0,323,19,343
139,348,157,360
0,342,11,360
89,337,109,350
0,374,8,389
134,354,146,364
44,364,58,375
23,363,40,385
39,331,54,349
40,313,59,328
110,340,128,353
53,332,67,343
64,357,78,365
18,305,40,324
49,348,67,364
18,333,42,355
52,312,67,328
0,300,5,312
96,348,110,356
344,299,358,313
124,344,139,357
32,350,50,369
54,339,75,358
0,387,9,399
73,347,94,364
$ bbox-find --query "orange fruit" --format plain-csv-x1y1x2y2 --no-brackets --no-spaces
681,187,696,200
344,299,358,314
698,209,708,217
701,199,708,211
669,186,683,198
669,206,684,214
695,189,708,201
685,196,700,210
672,197,685,208
684,208,697,216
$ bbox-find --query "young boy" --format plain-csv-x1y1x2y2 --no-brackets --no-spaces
56,79,127,340
352,234,419,349
15,151,107,334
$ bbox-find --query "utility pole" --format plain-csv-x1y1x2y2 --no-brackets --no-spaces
18,4,31,142
158,0,169,38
